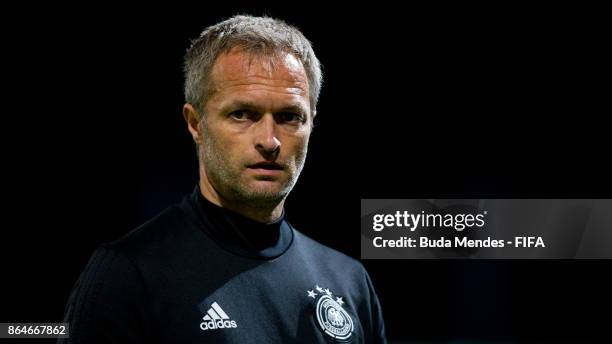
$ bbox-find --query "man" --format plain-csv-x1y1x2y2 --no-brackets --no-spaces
61,15,386,343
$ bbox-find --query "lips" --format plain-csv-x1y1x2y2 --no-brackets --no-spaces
247,162,284,177
247,162,284,170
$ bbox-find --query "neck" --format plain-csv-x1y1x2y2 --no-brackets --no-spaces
198,179,285,223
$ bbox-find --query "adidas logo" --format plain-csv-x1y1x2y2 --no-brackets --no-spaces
199,302,238,331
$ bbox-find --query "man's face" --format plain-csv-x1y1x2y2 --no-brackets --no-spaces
197,49,312,206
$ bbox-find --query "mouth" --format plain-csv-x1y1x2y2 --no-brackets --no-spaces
248,162,284,170
247,162,284,177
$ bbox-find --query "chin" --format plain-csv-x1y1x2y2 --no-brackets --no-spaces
249,186,284,199
243,183,289,201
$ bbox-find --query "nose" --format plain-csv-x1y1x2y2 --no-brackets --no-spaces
254,113,281,159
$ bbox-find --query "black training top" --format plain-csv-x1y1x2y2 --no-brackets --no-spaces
60,186,386,343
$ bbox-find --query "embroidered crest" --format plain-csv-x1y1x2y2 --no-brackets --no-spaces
306,285,353,341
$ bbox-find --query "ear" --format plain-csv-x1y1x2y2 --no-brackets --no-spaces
183,103,203,145
310,109,317,130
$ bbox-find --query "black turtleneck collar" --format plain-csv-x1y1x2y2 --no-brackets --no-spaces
183,185,293,260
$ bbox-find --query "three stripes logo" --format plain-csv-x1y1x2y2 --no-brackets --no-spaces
199,302,238,331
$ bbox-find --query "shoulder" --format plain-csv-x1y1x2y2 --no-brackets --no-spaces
291,227,368,279
103,204,191,257
62,245,150,342
61,204,191,342
70,245,146,298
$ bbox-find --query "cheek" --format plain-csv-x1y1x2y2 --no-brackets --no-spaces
205,124,239,154
285,136,309,162
217,136,250,168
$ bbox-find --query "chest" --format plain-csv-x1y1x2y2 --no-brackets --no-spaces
147,261,365,343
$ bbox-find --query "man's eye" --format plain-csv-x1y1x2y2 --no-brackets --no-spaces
277,112,303,123
229,110,252,121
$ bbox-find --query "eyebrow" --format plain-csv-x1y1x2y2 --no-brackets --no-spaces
222,101,309,116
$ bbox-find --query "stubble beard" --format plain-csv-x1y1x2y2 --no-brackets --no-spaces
200,131,307,210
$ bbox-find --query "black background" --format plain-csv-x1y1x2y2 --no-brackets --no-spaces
1,3,610,343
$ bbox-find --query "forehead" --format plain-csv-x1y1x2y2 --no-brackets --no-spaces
208,49,310,105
